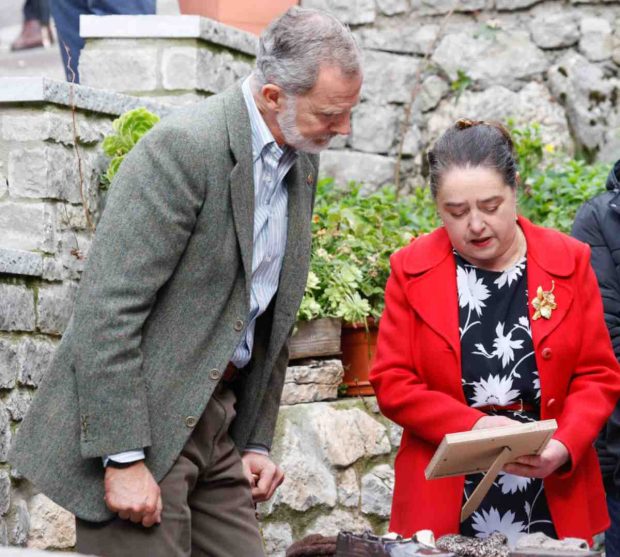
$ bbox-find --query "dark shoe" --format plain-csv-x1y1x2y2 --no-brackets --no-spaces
10,20,44,51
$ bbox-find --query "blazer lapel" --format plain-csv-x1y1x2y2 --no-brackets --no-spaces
224,85,254,298
520,217,575,350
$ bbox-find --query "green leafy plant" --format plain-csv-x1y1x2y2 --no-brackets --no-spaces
450,69,472,103
510,122,611,233
298,179,438,324
101,108,160,189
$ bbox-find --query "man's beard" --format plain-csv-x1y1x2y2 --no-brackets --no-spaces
277,98,334,154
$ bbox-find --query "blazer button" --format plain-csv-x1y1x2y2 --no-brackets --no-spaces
307,174,314,185
234,319,244,332
185,416,198,428
541,347,552,360
209,368,222,380
547,398,556,408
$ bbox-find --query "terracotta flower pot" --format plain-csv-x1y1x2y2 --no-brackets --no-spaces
340,319,378,396
178,0,299,35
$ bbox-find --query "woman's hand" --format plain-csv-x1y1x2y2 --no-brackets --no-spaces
472,415,520,430
503,439,570,479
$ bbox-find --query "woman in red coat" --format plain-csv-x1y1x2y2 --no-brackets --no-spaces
370,119,620,546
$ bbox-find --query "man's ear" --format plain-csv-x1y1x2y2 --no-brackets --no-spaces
261,84,285,112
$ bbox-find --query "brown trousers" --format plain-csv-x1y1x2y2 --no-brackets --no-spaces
76,382,265,557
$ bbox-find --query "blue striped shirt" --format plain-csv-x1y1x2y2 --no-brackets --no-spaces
230,77,298,368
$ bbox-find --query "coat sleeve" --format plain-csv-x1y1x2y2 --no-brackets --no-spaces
370,251,485,447
571,201,620,478
71,117,208,459
552,241,620,475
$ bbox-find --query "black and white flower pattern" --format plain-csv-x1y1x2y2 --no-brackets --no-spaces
455,252,556,544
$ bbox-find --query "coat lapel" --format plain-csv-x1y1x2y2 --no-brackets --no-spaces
520,217,575,350
224,85,254,299
403,229,461,356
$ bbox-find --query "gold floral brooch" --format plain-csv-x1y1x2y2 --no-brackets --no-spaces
532,281,557,320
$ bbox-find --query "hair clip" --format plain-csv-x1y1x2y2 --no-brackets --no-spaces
455,118,484,130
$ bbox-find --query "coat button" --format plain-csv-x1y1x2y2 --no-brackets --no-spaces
185,416,198,428
541,347,552,360
307,174,314,185
234,319,244,332
209,368,221,380
547,398,556,408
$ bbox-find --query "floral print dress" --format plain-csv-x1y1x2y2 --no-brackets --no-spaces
455,252,556,547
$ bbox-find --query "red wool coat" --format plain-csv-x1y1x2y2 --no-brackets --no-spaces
370,216,620,542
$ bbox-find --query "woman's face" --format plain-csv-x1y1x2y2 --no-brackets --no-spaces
436,165,520,271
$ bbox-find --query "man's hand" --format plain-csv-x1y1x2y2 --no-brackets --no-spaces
503,438,570,479
104,461,162,527
241,452,284,503
472,415,520,430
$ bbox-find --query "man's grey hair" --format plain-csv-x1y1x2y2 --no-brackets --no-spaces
252,6,362,96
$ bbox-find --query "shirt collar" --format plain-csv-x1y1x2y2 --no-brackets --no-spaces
242,76,291,164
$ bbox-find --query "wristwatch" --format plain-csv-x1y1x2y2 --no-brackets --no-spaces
106,459,142,469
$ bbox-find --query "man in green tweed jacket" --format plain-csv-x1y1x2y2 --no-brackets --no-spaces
10,7,362,556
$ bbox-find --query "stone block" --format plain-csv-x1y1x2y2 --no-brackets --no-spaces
36,282,78,335
281,360,344,405
496,0,542,8
27,494,75,549
6,389,34,421
547,52,617,151
337,467,360,507
1,109,109,145
0,249,43,278
0,472,10,516
432,31,548,90
162,47,198,91
79,44,159,93
0,202,55,254
0,405,10,462
0,172,7,200
529,12,579,49
0,284,35,332
0,518,7,545
376,0,409,15
7,499,29,546
301,0,375,24
267,421,337,512
262,522,293,557
356,24,439,55
579,17,613,62
310,404,391,467
401,124,422,157
389,421,403,447
361,464,394,518
197,49,253,95
350,103,399,154
0,338,18,389
362,51,420,103
17,337,57,387
417,75,449,113
305,509,372,537
409,0,487,14
8,145,97,204
319,150,396,191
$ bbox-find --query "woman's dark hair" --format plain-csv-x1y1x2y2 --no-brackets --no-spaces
427,119,518,198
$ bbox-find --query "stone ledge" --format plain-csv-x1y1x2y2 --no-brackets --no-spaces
0,77,172,118
0,249,43,278
80,15,258,57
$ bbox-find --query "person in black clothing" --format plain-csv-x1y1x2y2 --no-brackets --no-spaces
572,159,620,557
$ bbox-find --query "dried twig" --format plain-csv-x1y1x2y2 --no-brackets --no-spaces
64,42,95,235
393,2,460,191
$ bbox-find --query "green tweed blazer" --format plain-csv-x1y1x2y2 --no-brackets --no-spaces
10,84,319,522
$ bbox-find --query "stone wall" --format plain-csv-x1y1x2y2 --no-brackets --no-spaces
0,77,169,550
78,2,620,193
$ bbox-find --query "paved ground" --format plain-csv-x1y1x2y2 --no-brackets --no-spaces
0,0,179,81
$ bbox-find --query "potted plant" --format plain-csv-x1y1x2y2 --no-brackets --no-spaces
295,178,439,395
